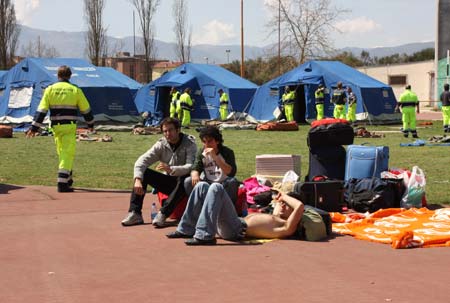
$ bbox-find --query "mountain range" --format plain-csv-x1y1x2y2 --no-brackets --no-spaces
16,25,434,64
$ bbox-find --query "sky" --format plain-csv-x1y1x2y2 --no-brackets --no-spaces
13,0,436,49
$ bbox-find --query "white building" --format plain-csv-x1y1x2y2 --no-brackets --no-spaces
358,60,435,108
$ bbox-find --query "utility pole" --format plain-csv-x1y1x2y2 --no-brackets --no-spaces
240,0,245,77
278,0,281,76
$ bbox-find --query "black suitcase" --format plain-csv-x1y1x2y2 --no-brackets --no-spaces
306,146,346,181
307,120,354,148
294,180,345,212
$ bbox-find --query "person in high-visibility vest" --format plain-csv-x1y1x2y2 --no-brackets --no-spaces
346,86,357,123
218,88,229,121
440,83,450,133
331,81,347,119
282,86,295,122
25,65,94,193
314,84,325,120
179,87,194,128
396,84,420,138
169,87,181,118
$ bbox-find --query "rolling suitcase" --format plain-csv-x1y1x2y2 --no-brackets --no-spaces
308,118,354,148
306,145,346,181
294,180,345,212
345,145,389,181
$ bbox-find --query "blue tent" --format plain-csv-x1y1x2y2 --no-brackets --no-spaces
0,58,142,124
248,61,399,123
134,63,258,124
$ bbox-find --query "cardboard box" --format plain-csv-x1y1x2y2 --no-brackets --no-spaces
255,154,301,178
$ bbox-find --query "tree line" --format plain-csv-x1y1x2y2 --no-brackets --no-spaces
223,48,435,86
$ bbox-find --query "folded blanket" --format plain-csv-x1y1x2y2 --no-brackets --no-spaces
332,208,450,249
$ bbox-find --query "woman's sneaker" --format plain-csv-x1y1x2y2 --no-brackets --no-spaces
121,211,144,226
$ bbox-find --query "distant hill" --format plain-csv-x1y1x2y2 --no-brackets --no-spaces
16,25,434,64
340,42,435,58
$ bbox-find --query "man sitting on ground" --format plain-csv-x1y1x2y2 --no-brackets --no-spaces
121,117,197,227
166,186,304,245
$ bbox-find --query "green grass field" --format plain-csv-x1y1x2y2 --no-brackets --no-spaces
1,121,449,205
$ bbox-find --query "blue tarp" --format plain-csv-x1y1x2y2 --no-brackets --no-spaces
134,63,258,124
247,60,400,123
0,58,142,123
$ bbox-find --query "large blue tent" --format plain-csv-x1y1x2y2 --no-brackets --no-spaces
134,63,258,124
247,60,399,123
0,58,142,124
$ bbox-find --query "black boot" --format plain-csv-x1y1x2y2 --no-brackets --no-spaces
58,182,74,193
68,171,73,187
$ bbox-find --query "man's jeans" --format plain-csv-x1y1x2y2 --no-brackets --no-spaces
128,168,187,216
177,182,245,241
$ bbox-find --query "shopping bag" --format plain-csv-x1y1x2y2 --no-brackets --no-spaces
401,166,426,208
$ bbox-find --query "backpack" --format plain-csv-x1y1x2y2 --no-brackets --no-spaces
297,206,328,241
344,177,404,213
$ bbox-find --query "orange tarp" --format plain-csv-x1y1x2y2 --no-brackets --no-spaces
331,208,450,249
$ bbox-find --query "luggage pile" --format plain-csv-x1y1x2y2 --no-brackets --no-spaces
293,118,412,214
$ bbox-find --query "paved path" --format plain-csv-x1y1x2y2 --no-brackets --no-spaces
1,184,449,303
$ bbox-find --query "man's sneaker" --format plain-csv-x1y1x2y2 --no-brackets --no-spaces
121,211,144,226
152,211,167,227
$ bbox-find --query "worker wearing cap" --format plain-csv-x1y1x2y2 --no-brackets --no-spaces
218,88,229,121
331,81,347,119
346,87,357,123
314,84,325,120
169,87,181,118
396,84,419,138
440,83,450,133
180,87,194,128
282,86,295,122
26,65,94,192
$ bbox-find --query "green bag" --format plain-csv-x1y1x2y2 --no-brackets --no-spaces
298,208,327,241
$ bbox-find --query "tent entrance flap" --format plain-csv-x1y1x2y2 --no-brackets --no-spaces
294,85,307,123
158,87,172,118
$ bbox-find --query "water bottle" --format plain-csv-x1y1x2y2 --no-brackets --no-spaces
151,203,158,220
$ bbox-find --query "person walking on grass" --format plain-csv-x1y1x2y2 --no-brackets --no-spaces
397,84,420,138
26,65,94,193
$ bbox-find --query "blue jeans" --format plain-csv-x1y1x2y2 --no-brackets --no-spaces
177,182,246,241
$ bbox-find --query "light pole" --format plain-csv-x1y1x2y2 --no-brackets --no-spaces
204,57,209,64
225,49,231,64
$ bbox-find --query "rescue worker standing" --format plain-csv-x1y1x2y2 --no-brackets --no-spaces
346,86,357,123
180,87,194,128
169,87,181,119
314,84,325,120
332,81,347,119
25,65,94,192
396,84,420,138
218,88,229,121
282,86,295,122
440,83,450,133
